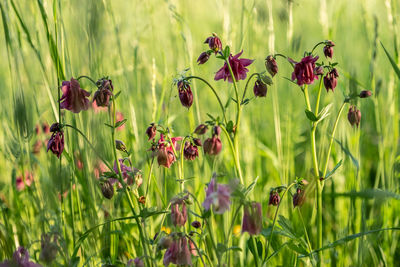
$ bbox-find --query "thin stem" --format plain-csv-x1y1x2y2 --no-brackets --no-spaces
186,234,206,267
303,85,312,111
241,73,259,104
311,41,325,54
315,77,324,114
297,208,313,254
220,125,243,184
252,236,260,267
77,75,97,86
316,180,323,266
186,76,227,124
179,136,189,193
322,102,347,178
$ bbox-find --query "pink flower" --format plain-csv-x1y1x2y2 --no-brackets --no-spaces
116,112,125,131
242,202,262,235
289,55,319,86
16,172,34,191
183,142,199,161
202,177,231,214
215,50,254,83
157,134,182,168
163,236,192,266
170,196,188,227
59,78,90,113
0,246,42,267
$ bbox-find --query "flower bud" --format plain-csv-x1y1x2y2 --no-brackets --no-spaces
204,33,222,53
146,123,157,140
359,90,372,98
177,81,193,108
293,188,306,207
93,83,113,107
265,55,278,77
323,68,338,92
184,142,199,161
253,79,268,97
197,51,210,65
47,127,64,158
138,196,146,204
115,140,127,152
194,124,208,135
268,191,280,206
347,106,361,127
101,180,114,199
191,221,201,228
193,138,202,146
203,136,222,155
315,66,324,75
213,125,221,136
50,122,61,132
323,40,335,58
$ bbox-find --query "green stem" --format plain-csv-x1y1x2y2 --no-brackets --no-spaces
303,85,312,112
186,76,227,124
186,234,206,267
315,77,324,114
220,125,243,184
252,236,260,267
241,73,259,104
298,208,313,254
316,180,323,266
77,75,97,86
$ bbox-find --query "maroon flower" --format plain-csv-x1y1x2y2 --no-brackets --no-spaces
323,68,339,92
93,87,112,107
16,172,34,191
184,142,199,161
204,34,222,53
157,134,182,168
0,246,42,267
101,180,114,199
268,190,280,206
146,123,157,140
293,188,306,207
347,106,361,127
47,124,64,158
59,78,90,113
323,41,335,58
202,177,231,214
170,196,188,227
112,159,141,187
197,52,210,64
242,202,262,235
215,50,254,83
289,55,319,86
163,235,192,266
253,79,268,97
177,81,193,108
265,55,278,77
194,124,208,135
203,136,222,155
359,90,372,98
191,221,201,228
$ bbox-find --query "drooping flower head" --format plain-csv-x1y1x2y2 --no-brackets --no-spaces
177,80,193,108
47,123,64,158
215,51,254,83
163,235,192,266
112,159,142,188
202,176,231,214
347,106,361,127
170,195,189,227
293,188,306,208
253,79,268,97
323,40,335,58
0,246,43,267
289,55,319,86
59,78,90,113
194,124,208,135
268,190,280,206
203,126,222,155
204,33,222,53
101,180,114,199
197,52,211,65
93,78,113,107
359,90,372,98
157,134,182,168
242,202,262,235
265,55,278,77
183,141,200,161
146,123,157,140
323,68,339,92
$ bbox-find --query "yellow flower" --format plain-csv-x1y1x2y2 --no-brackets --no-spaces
161,226,171,234
233,224,241,237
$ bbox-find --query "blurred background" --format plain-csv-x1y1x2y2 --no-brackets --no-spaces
0,0,399,265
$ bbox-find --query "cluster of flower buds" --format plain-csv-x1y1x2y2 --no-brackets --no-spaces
183,138,201,161
47,123,64,158
203,126,222,155
177,80,193,108
324,68,339,92
93,78,113,107
196,33,222,65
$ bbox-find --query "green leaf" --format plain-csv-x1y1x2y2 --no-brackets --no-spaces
325,159,343,179
104,123,114,129
381,42,400,79
260,74,273,85
115,119,127,128
305,109,318,122
278,215,301,239
244,176,259,196
226,120,234,133
223,45,230,59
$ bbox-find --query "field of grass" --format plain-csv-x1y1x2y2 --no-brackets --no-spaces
0,0,400,266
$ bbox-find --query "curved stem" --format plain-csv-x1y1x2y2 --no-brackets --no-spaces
186,234,206,267
311,41,325,54
315,77,324,114
186,76,227,124
241,73,259,104
77,75,97,86
264,183,296,262
220,125,243,184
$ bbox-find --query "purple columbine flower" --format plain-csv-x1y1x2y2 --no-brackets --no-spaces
253,79,268,97
242,202,262,235
323,41,335,58
146,123,157,140
265,55,278,77
183,142,199,161
0,246,42,267
347,106,361,127
177,80,193,108
59,78,90,113
268,190,280,206
323,68,339,92
204,34,222,53
163,235,192,266
215,50,254,83
47,123,64,158
170,195,188,227
156,134,182,168
293,188,306,208
202,177,231,214
112,159,141,187
197,51,210,64
194,124,208,135
289,55,319,86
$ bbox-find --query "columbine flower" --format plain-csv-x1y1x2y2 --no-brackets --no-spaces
177,80,193,108
59,78,90,113
215,51,254,83
324,68,339,92
202,177,231,214
16,172,34,191
197,52,210,64
184,142,199,161
194,124,208,135
253,79,268,97
289,55,319,86
47,123,64,158
101,180,114,199
347,106,361,127
93,78,113,107
359,90,372,98
242,202,262,235
170,195,188,227
265,55,278,77
157,134,182,168
204,126,222,155
146,123,157,140
268,190,280,206
293,188,306,207
112,159,141,187
0,246,42,267
204,33,222,53
323,41,335,58
191,221,201,229
163,235,192,266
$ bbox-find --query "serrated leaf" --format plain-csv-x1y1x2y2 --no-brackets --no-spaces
325,159,342,179
287,240,308,255
305,109,318,122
